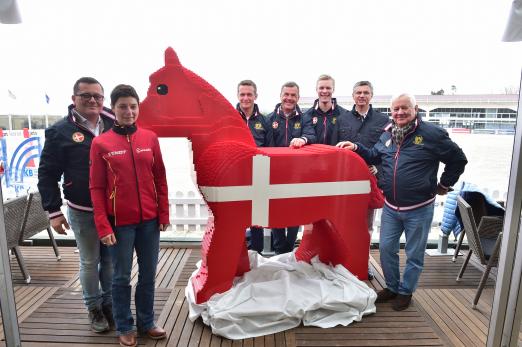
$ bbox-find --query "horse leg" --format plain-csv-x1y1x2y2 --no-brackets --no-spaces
191,207,250,303
295,207,370,280
328,205,370,279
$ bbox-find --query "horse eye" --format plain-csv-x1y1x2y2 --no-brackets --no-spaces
157,84,168,95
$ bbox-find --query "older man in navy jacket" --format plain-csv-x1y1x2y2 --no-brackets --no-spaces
337,93,467,311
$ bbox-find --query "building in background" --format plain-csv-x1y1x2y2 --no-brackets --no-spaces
300,94,518,134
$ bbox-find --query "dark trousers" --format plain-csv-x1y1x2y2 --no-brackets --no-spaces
246,227,264,253
272,226,299,254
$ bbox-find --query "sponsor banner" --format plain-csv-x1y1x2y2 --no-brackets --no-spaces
0,129,45,199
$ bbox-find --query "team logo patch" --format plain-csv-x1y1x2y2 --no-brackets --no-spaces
312,117,318,124
136,147,152,153
294,122,301,129
332,117,337,125
385,139,392,147
255,122,263,130
272,121,279,129
414,135,423,145
72,132,84,143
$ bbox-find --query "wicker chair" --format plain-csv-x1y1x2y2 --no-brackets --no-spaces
452,192,488,262
19,191,61,263
456,196,504,308
3,195,31,283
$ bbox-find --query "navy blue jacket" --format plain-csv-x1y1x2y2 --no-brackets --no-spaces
301,98,349,145
237,103,272,147
338,105,390,147
267,104,310,147
355,117,467,210
338,105,390,186
38,105,115,217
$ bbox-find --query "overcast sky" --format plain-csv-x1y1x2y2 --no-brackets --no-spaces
0,0,521,114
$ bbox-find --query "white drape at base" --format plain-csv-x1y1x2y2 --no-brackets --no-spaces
186,251,377,340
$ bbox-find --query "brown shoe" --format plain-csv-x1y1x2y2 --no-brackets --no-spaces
118,333,137,347
392,294,413,311
375,288,397,303
146,326,166,340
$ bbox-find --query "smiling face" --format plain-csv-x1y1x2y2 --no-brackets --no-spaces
72,82,104,119
353,85,372,109
113,96,139,126
391,95,418,127
280,86,299,114
237,85,257,113
316,78,334,105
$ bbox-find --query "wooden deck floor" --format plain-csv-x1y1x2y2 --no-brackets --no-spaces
0,245,510,346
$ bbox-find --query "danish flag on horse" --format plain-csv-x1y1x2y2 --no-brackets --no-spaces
139,48,384,303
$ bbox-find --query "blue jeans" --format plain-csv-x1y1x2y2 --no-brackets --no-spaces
109,219,160,335
272,226,299,254
68,208,113,310
379,203,435,295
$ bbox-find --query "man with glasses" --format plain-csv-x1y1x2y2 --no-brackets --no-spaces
38,77,115,333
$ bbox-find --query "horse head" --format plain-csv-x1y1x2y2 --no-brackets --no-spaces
139,47,255,159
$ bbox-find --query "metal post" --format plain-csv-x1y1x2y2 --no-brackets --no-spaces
487,70,522,347
0,185,21,346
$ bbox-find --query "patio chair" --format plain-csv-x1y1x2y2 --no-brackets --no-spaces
3,195,31,283
456,196,504,308
19,191,61,263
452,192,488,262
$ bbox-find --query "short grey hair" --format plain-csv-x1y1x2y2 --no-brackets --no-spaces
390,93,417,107
353,81,373,95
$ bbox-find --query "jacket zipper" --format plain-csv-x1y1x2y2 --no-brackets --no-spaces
285,118,289,146
127,134,144,222
111,187,117,225
392,143,401,210
391,121,418,210
323,116,327,144
105,158,118,225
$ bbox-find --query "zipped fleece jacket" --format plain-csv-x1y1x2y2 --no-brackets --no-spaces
355,117,467,210
236,103,273,147
267,104,311,147
301,98,349,145
89,124,169,239
37,105,115,219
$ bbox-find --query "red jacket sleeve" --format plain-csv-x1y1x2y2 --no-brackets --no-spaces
89,139,113,239
152,136,170,225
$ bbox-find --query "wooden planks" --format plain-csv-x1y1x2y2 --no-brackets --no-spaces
371,250,495,288
3,245,519,346
19,287,170,345
9,247,80,286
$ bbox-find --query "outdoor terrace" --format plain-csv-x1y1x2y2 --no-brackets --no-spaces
0,245,518,347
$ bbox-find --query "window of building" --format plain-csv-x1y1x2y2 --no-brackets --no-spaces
47,115,63,126
0,115,9,130
30,115,46,130
11,115,29,130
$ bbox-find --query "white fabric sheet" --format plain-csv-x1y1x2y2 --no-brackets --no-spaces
186,251,376,340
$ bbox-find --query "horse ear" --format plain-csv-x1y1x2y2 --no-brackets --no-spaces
165,47,181,66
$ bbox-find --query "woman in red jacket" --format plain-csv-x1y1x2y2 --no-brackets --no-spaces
90,84,169,347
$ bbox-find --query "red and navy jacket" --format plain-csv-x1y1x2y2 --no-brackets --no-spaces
38,105,115,219
354,117,467,210
89,124,169,239
267,104,310,147
301,98,349,146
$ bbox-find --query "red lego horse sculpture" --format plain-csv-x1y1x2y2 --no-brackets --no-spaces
139,48,383,304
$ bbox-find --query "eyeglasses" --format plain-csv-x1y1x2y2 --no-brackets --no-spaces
76,93,104,102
